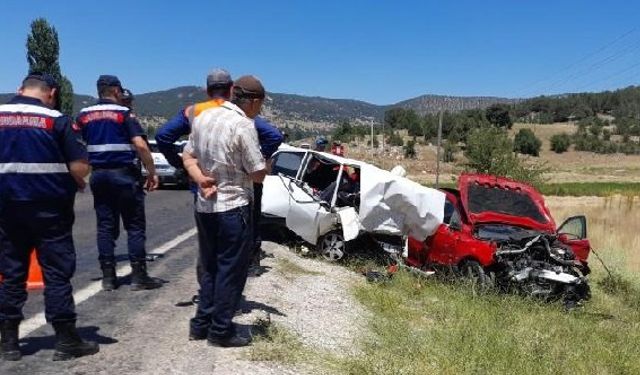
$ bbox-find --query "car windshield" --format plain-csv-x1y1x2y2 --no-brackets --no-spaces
468,184,548,223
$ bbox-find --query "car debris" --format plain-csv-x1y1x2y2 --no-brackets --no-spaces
406,173,592,307
261,144,445,261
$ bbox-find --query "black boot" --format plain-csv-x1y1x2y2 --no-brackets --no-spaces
0,320,21,361
130,261,163,291
52,322,99,361
100,261,118,291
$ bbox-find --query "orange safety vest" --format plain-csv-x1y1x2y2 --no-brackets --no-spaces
187,98,226,123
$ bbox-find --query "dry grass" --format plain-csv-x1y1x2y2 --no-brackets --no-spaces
328,123,640,184
546,195,640,273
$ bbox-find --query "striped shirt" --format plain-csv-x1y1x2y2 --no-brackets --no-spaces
185,101,265,213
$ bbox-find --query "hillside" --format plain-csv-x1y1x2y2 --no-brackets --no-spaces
1,88,513,124
396,94,519,115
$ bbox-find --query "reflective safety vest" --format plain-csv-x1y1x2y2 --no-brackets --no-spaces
188,98,226,123
0,98,77,200
77,101,138,167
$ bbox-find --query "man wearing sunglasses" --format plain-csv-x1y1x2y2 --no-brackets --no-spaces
0,73,98,361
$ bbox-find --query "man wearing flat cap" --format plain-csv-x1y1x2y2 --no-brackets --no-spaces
182,75,267,347
77,75,163,292
0,73,98,361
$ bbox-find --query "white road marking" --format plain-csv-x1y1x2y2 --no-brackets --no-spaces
20,227,198,338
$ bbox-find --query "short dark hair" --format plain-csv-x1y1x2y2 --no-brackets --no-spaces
207,84,232,99
21,77,53,92
98,85,120,99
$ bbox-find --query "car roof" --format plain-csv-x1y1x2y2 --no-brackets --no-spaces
277,143,366,168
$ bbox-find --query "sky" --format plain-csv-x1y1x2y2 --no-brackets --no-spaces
1,1,640,104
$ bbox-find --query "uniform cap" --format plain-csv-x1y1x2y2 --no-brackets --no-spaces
206,68,233,89
233,75,265,99
97,75,122,89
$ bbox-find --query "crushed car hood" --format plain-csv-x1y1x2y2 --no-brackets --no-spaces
359,164,445,240
459,174,556,233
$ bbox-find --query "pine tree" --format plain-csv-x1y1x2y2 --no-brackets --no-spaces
26,18,74,115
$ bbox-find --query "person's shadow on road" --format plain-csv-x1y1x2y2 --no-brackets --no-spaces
19,325,118,356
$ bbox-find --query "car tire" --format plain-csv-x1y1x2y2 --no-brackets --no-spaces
460,260,491,288
317,231,347,262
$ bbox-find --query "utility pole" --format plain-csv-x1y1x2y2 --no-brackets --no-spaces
435,110,443,189
381,119,385,154
370,119,374,155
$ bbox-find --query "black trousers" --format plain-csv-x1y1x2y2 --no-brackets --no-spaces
190,205,253,338
90,168,146,263
0,200,77,323
252,182,263,256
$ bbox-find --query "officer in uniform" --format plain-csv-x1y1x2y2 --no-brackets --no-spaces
0,73,99,361
77,75,162,291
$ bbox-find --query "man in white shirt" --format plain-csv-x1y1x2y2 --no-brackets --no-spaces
182,75,267,347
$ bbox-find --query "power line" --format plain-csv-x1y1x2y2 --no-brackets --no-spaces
514,27,638,97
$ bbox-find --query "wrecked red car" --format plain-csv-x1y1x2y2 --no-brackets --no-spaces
406,174,591,305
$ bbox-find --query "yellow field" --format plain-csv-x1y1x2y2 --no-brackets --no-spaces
546,195,640,274
339,123,640,185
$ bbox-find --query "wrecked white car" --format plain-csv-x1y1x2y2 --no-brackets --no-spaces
261,145,445,261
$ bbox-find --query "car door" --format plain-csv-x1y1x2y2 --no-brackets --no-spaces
423,197,462,266
283,173,334,245
262,150,306,218
557,215,591,263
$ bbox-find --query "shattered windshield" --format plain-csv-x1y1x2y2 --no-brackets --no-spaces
468,184,548,223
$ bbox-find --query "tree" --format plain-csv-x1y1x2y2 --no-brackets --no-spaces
550,133,571,153
403,140,416,159
513,128,542,156
387,131,404,146
465,127,547,187
26,18,74,115
485,104,513,129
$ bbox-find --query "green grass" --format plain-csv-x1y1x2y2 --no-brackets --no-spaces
336,271,640,375
248,318,311,364
538,182,640,197
425,181,640,197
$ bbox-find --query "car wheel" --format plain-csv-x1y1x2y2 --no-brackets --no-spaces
318,231,346,262
460,260,491,288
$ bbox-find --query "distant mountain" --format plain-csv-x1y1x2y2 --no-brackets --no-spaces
1,87,514,124
395,94,519,116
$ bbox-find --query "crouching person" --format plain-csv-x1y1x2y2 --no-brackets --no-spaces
182,76,267,347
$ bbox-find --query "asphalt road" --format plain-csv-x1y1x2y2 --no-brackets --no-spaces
1,187,197,372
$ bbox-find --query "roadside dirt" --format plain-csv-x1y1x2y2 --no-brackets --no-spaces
16,240,367,375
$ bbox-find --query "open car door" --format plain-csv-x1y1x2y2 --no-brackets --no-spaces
282,176,334,245
557,215,590,263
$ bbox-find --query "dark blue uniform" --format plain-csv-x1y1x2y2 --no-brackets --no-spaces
251,117,284,259
0,95,87,323
77,100,147,263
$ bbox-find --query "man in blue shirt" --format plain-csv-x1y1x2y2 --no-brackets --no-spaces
250,117,283,273
155,71,284,274
0,73,98,361
77,75,163,292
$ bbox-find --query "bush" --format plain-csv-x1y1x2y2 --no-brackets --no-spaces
513,128,542,156
387,132,404,147
403,140,416,159
464,127,547,187
550,133,571,153
443,140,458,162
485,104,513,129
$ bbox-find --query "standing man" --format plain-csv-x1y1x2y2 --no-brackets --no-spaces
183,75,267,347
0,73,98,361
249,117,283,273
77,75,162,291
155,69,234,172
